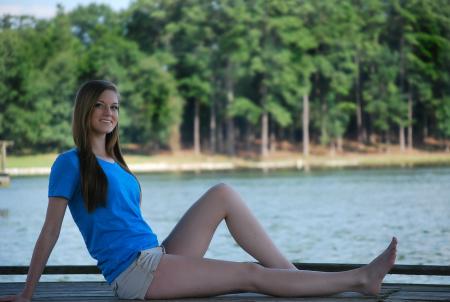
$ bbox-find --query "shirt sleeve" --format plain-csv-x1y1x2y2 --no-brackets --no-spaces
48,152,80,201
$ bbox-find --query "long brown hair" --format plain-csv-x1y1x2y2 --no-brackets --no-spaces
72,80,134,212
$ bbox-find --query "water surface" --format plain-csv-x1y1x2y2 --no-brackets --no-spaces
1,167,449,284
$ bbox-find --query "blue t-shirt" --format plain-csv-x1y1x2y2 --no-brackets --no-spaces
48,148,159,283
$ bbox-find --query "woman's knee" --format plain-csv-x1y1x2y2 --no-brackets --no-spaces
209,182,233,195
239,262,263,292
204,183,246,216
207,183,235,203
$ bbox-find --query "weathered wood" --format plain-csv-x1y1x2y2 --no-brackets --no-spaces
2,264,448,301
0,265,101,275
0,140,13,172
294,263,450,276
0,282,449,302
0,173,10,187
1,264,450,276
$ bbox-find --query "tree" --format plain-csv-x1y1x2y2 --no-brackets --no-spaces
125,0,190,153
125,54,182,151
351,0,387,144
0,10,80,152
385,0,441,150
214,0,252,155
307,0,358,151
364,46,404,147
436,98,450,152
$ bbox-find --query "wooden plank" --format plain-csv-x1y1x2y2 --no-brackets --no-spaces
386,291,450,301
2,264,450,276
293,264,450,276
1,282,449,302
384,283,450,302
0,265,101,275
387,283,450,292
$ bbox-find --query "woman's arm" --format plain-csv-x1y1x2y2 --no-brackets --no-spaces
0,197,68,302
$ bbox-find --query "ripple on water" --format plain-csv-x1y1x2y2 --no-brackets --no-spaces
0,167,449,283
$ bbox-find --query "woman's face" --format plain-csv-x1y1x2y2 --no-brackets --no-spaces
90,89,119,136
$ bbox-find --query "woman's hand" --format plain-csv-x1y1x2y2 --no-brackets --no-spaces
0,199,68,302
0,294,31,302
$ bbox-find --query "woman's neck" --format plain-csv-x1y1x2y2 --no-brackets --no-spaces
90,135,108,158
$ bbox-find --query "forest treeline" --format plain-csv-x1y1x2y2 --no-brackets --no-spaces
1,0,449,156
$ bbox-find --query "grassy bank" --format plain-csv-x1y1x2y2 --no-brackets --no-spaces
6,151,233,168
5,149,450,175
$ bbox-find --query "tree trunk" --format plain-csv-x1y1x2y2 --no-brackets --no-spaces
329,141,336,156
260,82,269,157
244,120,251,153
194,99,200,155
370,133,376,145
399,125,405,152
423,113,428,142
408,93,413,151
337,136,343,153
261,111,269,157
320,99,328,146
210,97,216,154
217,120,224,154
225,64,235,156
355,54,366,144
169,124,180,153
226,115,235,156
270,118,276,153
302,94,310,156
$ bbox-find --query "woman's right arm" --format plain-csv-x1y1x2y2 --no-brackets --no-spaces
0,197,68,302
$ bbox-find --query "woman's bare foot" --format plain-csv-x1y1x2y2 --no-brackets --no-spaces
358,237,397,295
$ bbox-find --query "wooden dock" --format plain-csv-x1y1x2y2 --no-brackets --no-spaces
0,140,13,187
1,282,449,301
1,264,449,301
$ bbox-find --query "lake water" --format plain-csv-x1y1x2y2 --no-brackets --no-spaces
0,167,449,284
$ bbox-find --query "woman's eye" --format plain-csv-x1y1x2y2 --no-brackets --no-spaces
94,103,118,112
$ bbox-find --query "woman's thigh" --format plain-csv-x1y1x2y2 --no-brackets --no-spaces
161,184,231,257
146,253,257,299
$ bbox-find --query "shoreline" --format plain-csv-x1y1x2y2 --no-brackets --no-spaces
5,152,450,176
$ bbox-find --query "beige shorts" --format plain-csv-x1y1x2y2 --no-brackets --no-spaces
112,246,165,300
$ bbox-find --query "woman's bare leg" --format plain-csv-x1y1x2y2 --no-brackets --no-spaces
162,183,295,269
147,238,397,299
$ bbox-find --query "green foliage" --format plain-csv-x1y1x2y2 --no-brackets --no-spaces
0,0,449,154
436,98,450,139
328,102,357,140
364,46,405,132
124,55,182,147
229,97,261,125
266,99,292,128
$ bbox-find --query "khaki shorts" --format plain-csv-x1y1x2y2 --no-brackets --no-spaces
112,246,165,300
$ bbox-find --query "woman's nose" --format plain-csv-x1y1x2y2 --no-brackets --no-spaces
102,106,113,115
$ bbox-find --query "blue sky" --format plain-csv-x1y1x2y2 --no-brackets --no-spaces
0,0,132,18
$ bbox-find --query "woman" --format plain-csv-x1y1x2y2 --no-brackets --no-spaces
0,80,397,301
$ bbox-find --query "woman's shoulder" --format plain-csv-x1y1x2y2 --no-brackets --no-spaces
53,148,80,168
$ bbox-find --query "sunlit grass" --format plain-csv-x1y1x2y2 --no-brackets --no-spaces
6,151,234,169
6,149,450,171
7,153,59,168
123,152,233,165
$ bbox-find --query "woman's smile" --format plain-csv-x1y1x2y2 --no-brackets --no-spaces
90,89,119,135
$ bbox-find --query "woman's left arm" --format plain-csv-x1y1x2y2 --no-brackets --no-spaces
5,198,68,301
